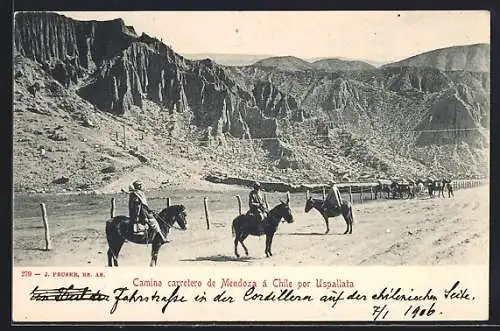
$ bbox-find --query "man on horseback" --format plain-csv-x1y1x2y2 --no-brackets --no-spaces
248,182,268,227
321,180,342,214
129,179,169,243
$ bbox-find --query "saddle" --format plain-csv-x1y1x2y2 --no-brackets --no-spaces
246,210,268,230
132,221,149,235
324,204,342,216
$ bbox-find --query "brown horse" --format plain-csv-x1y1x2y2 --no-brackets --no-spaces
304,193,354,234
232,194,294,258
105,205,187,267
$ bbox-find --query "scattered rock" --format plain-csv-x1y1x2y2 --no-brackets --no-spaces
129,149,150,163
77,183,92,190
27,106,49,115
81,115,96,128
48,132,68,141
14,70,24,79
52,176,69,184
101,165,117,174
27,82,41,97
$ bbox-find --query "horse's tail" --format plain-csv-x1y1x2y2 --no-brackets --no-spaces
231,218,236,237
105,218,115,243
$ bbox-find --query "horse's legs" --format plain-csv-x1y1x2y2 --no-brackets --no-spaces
323,216,330,234
239,233,249,256
343,215,349,234
265,234,271,257
343,208,354,234
107,248,113,267
107,239,124,267
349,206,354,234
150,240,162,267
234,232,240,258
268,233,276,256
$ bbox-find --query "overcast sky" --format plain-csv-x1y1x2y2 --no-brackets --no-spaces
56,11,490,63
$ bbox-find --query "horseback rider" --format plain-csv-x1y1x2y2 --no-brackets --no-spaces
128,179,169,243
321,180,342,214
248,182,268,225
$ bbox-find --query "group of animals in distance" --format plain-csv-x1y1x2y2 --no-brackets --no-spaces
375,178,454,200
104,177,455,266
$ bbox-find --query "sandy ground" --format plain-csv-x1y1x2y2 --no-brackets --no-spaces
12,184,489,267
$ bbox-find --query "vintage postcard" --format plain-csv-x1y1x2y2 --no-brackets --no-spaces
12,10,490,323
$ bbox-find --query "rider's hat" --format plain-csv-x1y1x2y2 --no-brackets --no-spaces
253,182,261,189
132,179,143,189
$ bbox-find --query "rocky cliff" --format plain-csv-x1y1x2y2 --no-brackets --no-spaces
14,12,296,142
12,12,490,193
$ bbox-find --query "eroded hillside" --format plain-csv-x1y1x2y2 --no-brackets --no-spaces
12,12,489,193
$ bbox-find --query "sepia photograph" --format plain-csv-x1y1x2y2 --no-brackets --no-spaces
12,10,489,270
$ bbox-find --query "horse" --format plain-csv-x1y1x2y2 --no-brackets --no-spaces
105,205,188,267
426,180,444,198
425,180,435,198
390,181,411,199
232,194,294,258
415,180,425,197
446,182,454,198
304,192,354,235
374,179,391,199
439,179,449,198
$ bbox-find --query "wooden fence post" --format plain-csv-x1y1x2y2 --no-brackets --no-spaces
110,198,115,218
370,187,373,200
40,203,52,251
203,197,210,230
166,197,171,208
123,125,126,147
349,186,353,203
322,187,326,200
235,195,242,215
360,186,364,203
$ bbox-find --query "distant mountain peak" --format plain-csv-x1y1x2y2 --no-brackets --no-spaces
383,43,490,72
253,56,313,71
311,58,376,71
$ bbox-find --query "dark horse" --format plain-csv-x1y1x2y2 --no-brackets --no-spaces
232,195,294,258
374,179,391,200
304,193,354,234
105,205,187,267
390,181,412,199
426,180,444,198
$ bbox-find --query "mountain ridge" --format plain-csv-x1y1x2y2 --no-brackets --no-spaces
382,43,490,72
12,12,490,193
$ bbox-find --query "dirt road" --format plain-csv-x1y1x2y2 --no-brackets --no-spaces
13,185,489,267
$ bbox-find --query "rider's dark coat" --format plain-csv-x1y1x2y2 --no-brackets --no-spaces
249,189,266,214
129,190,151,224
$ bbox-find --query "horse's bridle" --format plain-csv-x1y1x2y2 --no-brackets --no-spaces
154,211,185,231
